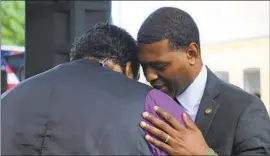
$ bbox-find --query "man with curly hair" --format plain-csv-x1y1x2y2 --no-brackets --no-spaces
1,23,186,155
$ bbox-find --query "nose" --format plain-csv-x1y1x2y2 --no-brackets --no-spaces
144,67,158,83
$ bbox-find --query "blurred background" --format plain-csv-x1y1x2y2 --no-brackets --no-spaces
1,1,269,112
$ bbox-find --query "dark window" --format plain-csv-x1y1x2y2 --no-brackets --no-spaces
244,68,261,98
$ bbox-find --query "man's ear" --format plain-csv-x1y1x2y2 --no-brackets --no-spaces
125,61,134,79
186,42,200,66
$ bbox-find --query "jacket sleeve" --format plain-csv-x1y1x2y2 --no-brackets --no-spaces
143,89,187,155
233,97,270,155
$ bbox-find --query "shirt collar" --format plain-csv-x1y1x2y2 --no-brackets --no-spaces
176,65,208,113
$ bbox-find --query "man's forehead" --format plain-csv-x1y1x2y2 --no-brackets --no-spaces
137,40,169,50
137,40,172,63
137,51,169,65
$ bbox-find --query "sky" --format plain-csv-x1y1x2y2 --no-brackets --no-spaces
111,1,270,46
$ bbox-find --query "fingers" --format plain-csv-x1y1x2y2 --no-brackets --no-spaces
182,112,197,131
144,134,173,154
140,121,174,145
154,106,185,131
142,111,176,136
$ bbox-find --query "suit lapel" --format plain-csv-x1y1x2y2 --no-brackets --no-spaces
195,91,220,137
195,67,221,138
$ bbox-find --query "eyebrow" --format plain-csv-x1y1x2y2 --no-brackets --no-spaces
140,61,168,68
145,61,168,65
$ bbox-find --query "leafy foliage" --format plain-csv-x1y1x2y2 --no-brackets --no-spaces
1,1,25,46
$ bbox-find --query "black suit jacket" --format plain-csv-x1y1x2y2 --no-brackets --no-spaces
1,59,153,155
195,67,270,155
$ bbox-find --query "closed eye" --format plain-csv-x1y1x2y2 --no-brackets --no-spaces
141,62,169,73
151,63,168,71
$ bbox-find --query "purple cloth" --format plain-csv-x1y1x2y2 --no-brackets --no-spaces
143,89,188,156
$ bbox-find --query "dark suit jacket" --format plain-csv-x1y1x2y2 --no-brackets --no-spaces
2,59,160,155
196,67,270,155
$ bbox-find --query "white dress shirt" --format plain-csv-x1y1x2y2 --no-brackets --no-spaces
176,65,208,121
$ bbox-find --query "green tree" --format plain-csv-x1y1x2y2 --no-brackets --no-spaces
1,1,25,46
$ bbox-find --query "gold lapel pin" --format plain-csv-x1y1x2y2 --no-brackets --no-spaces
205,108,212,115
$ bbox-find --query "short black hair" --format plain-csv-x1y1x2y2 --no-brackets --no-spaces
70,22,140,78
137,7,200,52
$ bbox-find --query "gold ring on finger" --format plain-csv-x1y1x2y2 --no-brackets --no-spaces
164,134,170,143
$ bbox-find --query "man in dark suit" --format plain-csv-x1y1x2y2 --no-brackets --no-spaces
136,7,270,155
1,23,187,155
